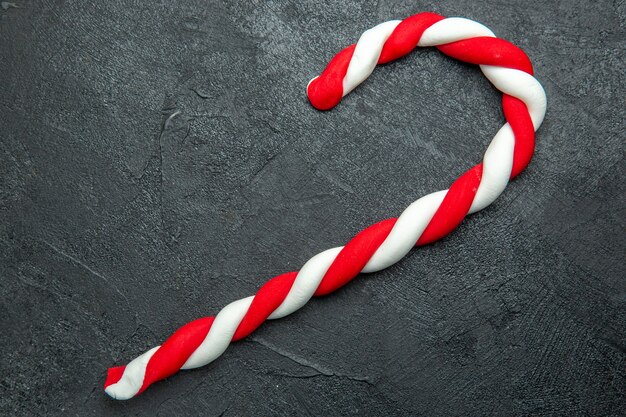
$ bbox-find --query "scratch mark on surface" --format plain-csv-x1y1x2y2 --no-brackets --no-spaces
155,396,174,416
216,406,230,417
43,241,112,286
83,386,97,405
263,119,281,133
317,165,355,194
248,337,374,386
246,147,284,185
191,88,210,99
157,110,180,229
42,240,136,324
405,127,446,159
1,2,19,10
600,337,626,354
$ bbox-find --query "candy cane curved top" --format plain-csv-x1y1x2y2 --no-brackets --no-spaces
104,12,546,400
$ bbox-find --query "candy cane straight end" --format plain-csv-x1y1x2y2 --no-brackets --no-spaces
105,12,546,400
104,367,125,399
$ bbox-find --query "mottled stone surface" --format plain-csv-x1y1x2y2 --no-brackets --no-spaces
1,1,624,415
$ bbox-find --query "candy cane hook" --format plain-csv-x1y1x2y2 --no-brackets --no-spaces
104,12,546,400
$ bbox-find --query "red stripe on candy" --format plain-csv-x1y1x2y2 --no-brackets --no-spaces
503,95,535,178
315,218,397,296
417,164,483,246
137,317,215,394
378,12,445,64
437,37,534,75
232,272,298,341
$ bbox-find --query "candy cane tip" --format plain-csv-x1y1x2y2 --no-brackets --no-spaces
104,366,129,400
104,387,130,401
307,75,342,111
104,386,118,400
104,379,137,401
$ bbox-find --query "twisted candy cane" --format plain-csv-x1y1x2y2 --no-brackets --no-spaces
104,12,547,400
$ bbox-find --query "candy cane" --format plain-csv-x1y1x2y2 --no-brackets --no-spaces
104,12,546,400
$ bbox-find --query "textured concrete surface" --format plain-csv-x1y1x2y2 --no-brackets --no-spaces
1,1,624,416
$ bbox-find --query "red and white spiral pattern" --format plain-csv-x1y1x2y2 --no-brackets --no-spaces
104,12,547,400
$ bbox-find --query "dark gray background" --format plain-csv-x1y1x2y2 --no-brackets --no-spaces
1,0,624,416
